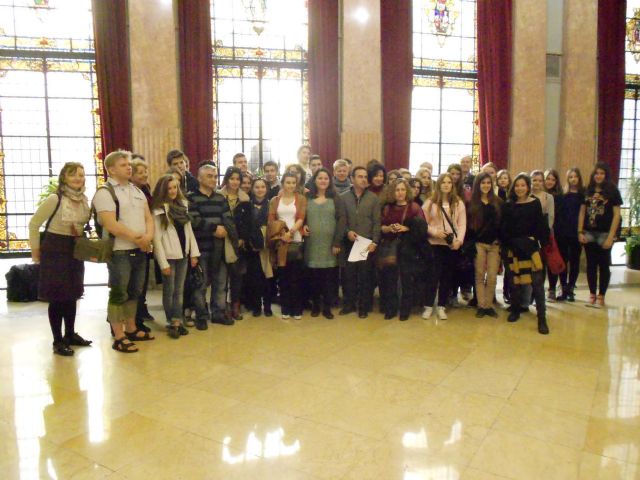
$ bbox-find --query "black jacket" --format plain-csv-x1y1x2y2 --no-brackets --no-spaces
398,216,432,273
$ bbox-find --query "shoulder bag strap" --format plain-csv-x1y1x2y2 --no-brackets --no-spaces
44,193,62,234
439,204,457,237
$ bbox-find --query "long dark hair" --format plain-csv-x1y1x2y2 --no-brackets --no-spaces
250,177,269,203
508,173,532,202
367,163,387,184
307,168,336,199
221,166,242,189
564,167,585,195
544,169,563,196
469,172,501,230
586,161,617,198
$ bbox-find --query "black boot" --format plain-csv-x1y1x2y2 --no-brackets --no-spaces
322,305,334,319
311,302,321,317
507,307,520,323
538,317,549,335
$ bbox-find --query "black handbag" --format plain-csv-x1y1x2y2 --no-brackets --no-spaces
286,241,304,263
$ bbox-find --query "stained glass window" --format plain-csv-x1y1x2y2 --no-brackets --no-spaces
0,0,100,254
411,0,478,175
623,0,640,217
211,0,309,174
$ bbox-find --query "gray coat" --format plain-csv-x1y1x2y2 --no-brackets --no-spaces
338,187,381,245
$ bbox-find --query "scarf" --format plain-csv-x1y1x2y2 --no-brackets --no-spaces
60,184,88,203
368,184,384,197
334,177,351,193
59,185,90,230
168,202,191,226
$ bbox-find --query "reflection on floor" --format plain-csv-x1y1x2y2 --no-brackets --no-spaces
0,280,639,479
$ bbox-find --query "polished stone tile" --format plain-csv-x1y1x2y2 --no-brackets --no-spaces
0,282,639,479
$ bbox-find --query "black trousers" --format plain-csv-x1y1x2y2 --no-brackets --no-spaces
48,300,77,343
280,259,304,316
342,256,374,312
309,267,337,310
584,242,612,295
245,252,272,311
511,269,546,320
424,245,457,307
548,236,582,292
379,264,423,316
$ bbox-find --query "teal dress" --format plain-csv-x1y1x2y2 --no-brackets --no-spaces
305,199,337,268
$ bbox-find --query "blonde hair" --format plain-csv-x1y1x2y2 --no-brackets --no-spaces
104,150,131,171
131,158,148,174
431,172,461,213
384,178,415,205
333,159,349,170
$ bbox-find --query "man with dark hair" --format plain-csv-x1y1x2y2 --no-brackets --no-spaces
232,152,249,174
304,155,323,189
166,149,199,194
263,160,281,199
338,166,380,318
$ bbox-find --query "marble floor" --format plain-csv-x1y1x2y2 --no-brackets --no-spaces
1,278,640,479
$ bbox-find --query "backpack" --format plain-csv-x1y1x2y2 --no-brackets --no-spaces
92,183,119,238
6,264,40,302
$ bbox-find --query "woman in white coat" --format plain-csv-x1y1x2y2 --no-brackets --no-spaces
152,174,199,338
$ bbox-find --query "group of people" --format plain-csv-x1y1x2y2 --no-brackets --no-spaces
29,145,622,355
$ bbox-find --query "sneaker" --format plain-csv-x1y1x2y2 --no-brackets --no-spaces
421,307,433,319
436,307,448,320
184,318,195,327
282,314,291,319
293,315,302,320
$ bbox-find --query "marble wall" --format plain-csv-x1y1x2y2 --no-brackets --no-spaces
124,0,601,176
340,0,383,166
510,0,548,175
128,0,181,184
556,0,598,179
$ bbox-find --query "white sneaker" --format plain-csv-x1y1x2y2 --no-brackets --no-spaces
422,307,433,319
437,307,448,320
282,314,291,319
294,315,302,320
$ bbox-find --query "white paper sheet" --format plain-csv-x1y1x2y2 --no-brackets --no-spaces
347,235,373,262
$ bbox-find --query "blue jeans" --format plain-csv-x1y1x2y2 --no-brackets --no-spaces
107,249,146,324
193,251,227,321
161,258,188,325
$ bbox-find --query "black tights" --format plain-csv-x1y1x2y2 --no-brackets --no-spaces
584,242,612,295
48,300,77,343
548,237,582,292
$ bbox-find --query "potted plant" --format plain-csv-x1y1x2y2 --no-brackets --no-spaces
625,175,640,270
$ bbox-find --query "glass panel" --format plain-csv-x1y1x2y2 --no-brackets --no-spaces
411,110,440,143
0,1,99,253
441,111,474,143
410,143,439,175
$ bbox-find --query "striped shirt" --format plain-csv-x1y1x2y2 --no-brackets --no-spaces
187,188,230,253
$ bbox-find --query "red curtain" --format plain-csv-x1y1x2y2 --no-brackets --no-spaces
91,0,132,157
308,0,340,170
477,0,512,170
597,0,626,182
380,0,413,170
177,0,214,175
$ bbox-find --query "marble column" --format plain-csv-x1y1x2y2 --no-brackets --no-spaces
556,0,598,178
341,0,383,166
510,0,547,175
128,0,182,184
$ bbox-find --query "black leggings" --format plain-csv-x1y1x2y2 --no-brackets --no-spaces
245,252,272,311
48,300,77,343
548,237,582,292
309,267,337,310
280,259,304,316
424,246,457,307
584,242,612,295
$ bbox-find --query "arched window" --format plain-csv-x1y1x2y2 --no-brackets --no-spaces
211,0,309,174
0,0,100,254
623,1,640,215
410,0,478,175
